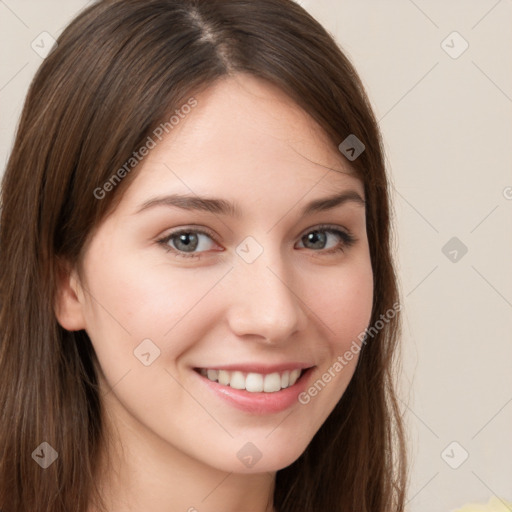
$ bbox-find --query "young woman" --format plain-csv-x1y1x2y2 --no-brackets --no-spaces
0,0,408,511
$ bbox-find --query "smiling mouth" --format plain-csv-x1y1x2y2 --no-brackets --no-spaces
193,367,308,393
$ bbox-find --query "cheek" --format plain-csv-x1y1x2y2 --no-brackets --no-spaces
81,246,228,361
294,257,373,427
314,258,374,352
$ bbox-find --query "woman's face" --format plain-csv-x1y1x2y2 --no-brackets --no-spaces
60,73,373,474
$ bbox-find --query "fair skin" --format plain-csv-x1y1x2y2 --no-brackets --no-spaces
55,73,373,512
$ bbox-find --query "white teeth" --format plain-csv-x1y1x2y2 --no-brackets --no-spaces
230,371,246,390
245,373,264,392
218,370,230,386
198,367,305,392
263,372,281,392
289,369,301,386
206,369,218,381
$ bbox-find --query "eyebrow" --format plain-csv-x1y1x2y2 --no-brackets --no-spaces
134,190,365,217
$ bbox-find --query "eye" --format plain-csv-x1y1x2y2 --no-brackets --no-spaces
296,225,357,255
157,228,220,259
157,224,357,260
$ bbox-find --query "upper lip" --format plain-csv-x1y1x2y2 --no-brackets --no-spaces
194,362,314,375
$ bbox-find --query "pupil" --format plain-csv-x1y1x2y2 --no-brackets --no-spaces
177,233,198,251
307,231,325,249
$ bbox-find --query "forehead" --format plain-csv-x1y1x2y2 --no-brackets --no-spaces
120,73,363,207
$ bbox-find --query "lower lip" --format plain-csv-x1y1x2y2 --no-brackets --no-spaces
194,367,315,414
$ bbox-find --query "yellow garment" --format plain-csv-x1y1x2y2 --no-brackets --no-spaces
453,496,512,512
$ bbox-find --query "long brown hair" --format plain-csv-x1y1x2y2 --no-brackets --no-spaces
0,0,408,510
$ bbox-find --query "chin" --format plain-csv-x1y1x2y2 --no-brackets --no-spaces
214,435,312,474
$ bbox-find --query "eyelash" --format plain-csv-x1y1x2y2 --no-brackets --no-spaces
156,224,357,260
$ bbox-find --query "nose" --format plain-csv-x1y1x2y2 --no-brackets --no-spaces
225,245,308,344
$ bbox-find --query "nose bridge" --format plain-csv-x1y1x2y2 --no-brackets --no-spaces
226,236,308,342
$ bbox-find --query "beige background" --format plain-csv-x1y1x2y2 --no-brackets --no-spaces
1,1,511,510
